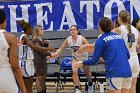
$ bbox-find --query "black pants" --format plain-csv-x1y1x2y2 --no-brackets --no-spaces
136,53,140,93
136,76,140,93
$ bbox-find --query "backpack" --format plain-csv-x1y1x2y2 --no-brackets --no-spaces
60,57,81,73
47,57,59,64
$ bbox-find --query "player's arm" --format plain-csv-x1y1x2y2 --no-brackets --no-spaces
5,33,26,93
82,36,89,45
76,44,94,53
137,32,140,48
82,39,104,65
73,39,104,69
32,38,52,57
54,38,68,55
76,36,94,53
23,35,55,52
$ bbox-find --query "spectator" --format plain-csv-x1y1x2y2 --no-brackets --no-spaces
32,25,54,93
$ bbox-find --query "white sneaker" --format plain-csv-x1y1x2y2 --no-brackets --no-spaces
87,85,93,93
75,89,81,93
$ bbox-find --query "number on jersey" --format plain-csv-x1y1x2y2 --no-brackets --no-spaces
127,34,135,43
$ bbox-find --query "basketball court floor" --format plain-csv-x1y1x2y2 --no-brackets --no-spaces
32,81,108,93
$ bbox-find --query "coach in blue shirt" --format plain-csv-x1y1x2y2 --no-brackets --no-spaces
73,17,132,93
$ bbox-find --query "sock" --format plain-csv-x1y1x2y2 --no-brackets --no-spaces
42,89,46,93
75,85,80,89
87,76,92,83
88,82,93,86
37,92,42,93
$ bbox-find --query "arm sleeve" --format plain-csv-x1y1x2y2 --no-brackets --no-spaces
83,39,104,65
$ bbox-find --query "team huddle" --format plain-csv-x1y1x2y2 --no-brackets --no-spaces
0,8,140,93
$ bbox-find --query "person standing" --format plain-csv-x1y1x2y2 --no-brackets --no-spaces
115,10,140,93
32,25,54,93
73,17,132,93
0,9,26,93
18,20,55,93
53,25,93,93
131,18,140,93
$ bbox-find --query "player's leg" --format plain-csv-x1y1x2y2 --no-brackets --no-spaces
122,77,132,93
72,59,81,93
106,78,123,93
83,65,93,93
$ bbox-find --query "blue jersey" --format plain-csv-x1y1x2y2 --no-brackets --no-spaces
83,32,132,78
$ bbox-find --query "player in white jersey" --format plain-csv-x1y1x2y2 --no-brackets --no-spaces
19,34,34,78
53,25,93,93
115,10,140,93
0,9,26,93
132,18,140,93
18,20,55,93
68,35,88,61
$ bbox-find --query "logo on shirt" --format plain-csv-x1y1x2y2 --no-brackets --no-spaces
103,35,122,42
70,46,80,52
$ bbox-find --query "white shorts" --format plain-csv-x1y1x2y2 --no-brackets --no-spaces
0,68,19,93
129,55,140,77
106,77,132,90
19,60,34,77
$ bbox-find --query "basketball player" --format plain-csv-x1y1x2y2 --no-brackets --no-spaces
114,10,140,93
0,9,26,93
73,17,132,93
18,20,55,93
53,25,93,93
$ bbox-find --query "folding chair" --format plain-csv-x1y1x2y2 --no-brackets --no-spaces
47,57,63,91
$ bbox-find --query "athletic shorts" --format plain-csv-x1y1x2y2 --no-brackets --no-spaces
106,77,132,90
0,68,19,93
19,60,34,77
129,55,140,77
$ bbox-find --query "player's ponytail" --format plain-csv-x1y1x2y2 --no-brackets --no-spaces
127,15,132,48
119,10,132,48
18,20,32,33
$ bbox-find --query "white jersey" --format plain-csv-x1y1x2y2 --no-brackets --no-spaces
120,25,138,56
0,29,10,68
0,29,18,93
18,34,34,60
18,34,34,77
68,35,88,61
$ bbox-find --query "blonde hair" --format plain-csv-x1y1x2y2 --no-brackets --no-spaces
32,25,42,39
119,10,132,48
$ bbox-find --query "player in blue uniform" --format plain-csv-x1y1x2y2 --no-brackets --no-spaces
73,17,132,93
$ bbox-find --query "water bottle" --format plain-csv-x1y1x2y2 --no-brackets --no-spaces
99,83,104,92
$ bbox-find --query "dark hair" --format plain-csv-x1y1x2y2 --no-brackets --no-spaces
132,18,140,28
0,9,6,24
18,20,32,33
70,25,81,35
114,18,120,28
99,17,112,33
119,10,132,48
